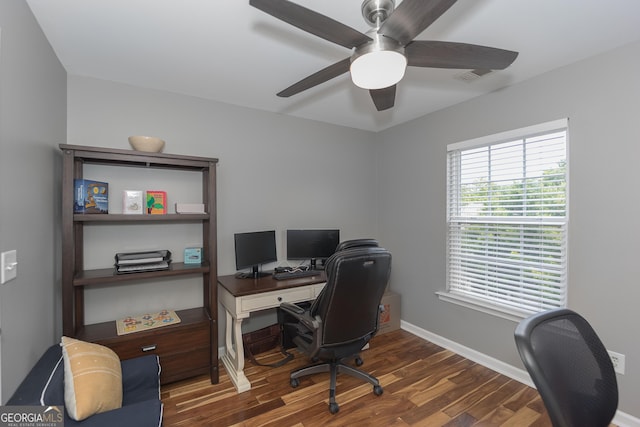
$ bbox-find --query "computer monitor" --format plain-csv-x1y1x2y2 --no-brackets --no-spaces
234,230,277,278
286,229,340,270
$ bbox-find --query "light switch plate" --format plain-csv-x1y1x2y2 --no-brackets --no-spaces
1,250,17,284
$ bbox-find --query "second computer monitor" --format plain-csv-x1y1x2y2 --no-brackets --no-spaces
286,229,340,270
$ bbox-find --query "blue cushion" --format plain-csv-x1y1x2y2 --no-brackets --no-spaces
7,344,162,427
7,345,64,406
121,354,161,406
63,400,163,427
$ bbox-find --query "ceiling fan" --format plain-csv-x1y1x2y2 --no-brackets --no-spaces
250,0,518,111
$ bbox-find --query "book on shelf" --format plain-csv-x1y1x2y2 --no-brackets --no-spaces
74,179,109,214
123,190,144,214
146,190,167,214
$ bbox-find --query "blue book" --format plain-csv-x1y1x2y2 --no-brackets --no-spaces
74,179,108,214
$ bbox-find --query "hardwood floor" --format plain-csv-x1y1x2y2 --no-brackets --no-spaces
161,329,554,427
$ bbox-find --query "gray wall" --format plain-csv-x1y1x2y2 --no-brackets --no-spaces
66,75,380,340
3,2,639,419
377,40,640,417
0,0,66,401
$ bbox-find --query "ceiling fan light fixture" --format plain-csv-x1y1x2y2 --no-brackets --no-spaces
350,34,406,90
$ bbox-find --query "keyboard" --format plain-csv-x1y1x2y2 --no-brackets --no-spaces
272,269,322,280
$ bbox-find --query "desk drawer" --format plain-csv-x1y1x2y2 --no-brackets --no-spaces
241,287,316,312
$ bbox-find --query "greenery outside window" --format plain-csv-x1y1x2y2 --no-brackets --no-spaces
440,119,568,320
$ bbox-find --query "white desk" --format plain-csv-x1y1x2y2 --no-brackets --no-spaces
218,273,326,392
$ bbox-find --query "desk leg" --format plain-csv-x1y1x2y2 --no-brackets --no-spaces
220,308,251,393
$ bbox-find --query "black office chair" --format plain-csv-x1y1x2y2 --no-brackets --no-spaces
514,309,618,427
334,238,380,252
279,240,391,414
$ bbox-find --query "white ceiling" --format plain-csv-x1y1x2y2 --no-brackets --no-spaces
26,0,640,132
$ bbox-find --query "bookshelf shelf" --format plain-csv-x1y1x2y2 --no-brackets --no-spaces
73,262,210,286
73,213,209,222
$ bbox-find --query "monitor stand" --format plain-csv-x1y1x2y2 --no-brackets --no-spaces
235,265,270,279
309,258,325,271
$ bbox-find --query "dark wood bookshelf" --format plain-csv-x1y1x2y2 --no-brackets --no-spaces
60,144,219,385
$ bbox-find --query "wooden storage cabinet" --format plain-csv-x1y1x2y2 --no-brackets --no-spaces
60,144,219,385
93,308,211,384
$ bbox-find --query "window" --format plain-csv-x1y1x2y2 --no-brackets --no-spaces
441,119,568,320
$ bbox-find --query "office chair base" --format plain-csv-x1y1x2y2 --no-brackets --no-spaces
290,359,383,414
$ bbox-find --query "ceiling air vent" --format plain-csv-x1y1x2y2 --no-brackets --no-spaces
454,69,492,83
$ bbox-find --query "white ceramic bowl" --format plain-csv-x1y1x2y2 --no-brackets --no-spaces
128,136,165,153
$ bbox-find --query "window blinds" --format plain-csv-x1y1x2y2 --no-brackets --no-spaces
447,120,568,314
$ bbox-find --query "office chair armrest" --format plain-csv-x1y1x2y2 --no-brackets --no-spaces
280,302,321,330
280,302,306,315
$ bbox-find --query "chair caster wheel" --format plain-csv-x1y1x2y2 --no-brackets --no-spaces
373,385,383,396
329,402,339,414
290,378,299,388
355,356,363,366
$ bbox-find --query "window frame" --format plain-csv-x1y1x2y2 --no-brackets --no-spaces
438,119,569,322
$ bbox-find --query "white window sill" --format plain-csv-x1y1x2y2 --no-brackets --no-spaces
436,291,533,323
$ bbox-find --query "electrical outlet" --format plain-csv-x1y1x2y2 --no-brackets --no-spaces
608,350,625,375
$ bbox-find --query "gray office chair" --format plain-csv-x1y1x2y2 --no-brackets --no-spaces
279,240,391,414
514,308,618,427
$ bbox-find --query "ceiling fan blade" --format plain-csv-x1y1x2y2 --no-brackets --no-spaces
370,86,396,111
277,58,351,97
378,0,457,46
250,0,371,49
406,41,519,70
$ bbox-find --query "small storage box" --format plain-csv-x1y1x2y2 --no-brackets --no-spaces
378,290,400,334
184,247,202,264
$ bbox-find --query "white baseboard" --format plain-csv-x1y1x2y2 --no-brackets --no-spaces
400,320,639,427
